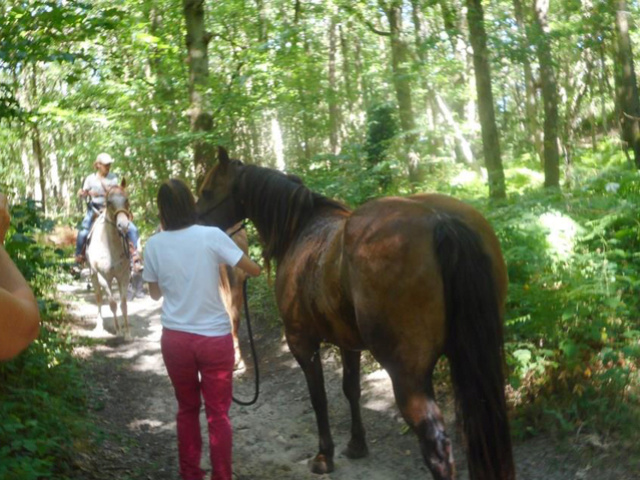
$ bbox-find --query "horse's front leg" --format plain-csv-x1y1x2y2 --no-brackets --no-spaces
103,282,120,336
219,266,245,371
340,348,368,459
90,273,106,334
229,276,245,371
289,338,334,474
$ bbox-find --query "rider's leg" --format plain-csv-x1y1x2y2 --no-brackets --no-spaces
75,208,95,262
127,221,140,259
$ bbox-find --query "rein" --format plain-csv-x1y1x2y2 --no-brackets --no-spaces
197,194,234,223
232,278,260,406
228,222,247,237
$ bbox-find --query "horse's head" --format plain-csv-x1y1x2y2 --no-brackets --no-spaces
196,146,246,230
105,179,132,235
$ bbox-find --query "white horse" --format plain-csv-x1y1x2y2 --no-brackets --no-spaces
85,180,132,339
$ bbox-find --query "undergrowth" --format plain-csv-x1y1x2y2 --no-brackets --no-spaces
299,140,640,446
0,200,93,480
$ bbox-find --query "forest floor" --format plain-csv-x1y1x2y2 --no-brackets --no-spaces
58,277,638,480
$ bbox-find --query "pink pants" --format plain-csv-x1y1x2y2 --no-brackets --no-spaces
161,329,234,480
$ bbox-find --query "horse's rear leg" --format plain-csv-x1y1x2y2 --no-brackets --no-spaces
118,280,131,340
289,340,334,474
392,372,454,480
340,348,368,459
108,293,120,336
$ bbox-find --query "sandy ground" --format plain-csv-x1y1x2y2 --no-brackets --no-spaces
58,279,638,480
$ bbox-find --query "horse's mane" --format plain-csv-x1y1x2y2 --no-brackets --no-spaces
236,165,350,263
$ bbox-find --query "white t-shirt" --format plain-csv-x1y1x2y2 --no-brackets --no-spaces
142,225,244,336
83,172,119,206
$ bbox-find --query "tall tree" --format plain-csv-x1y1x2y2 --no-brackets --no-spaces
411,0,475,166
512,0,543,163
328,14,341,155
612,0,640,168
29,65,47,213
183,0,215,182
532,0,561,188
465,0,506,199
379,0,419,181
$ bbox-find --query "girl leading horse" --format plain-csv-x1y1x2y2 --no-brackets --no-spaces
197,147,515,480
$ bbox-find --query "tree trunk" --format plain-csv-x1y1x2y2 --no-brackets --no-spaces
411,0,452,159
438,0,467,116
532,0,561,188
612,0,640,168
434,93,479,172
354,35,369,114
183,0,214,183
512,0,543,162
30,64,46,212
339,24,355,110
255,0,268,42
292,0,312,163
383,1,419,181
31,125,46,213
465,0,506,199
328,16,340,155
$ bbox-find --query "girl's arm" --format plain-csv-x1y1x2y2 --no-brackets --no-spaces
236,254,261,277
147,282,163,301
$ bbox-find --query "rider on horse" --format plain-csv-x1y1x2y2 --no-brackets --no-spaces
75,152,140,266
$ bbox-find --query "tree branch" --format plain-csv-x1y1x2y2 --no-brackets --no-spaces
340,2,392,36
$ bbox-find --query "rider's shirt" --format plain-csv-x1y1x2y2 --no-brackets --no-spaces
82,173,118,206
142,225,244,337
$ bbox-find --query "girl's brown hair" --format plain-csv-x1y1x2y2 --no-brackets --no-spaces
157,179,197,231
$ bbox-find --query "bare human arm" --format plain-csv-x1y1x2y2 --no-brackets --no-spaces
0,194,40,360
148,282,163,301
236,254,261,277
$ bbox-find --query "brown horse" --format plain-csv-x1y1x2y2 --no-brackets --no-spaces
196,147,515,480
85,181,132,339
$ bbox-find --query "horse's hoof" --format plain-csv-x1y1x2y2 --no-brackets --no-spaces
343,440,369,459
309,454,334,474
90,327,108,337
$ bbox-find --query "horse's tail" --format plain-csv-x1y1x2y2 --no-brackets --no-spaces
434,215,515,480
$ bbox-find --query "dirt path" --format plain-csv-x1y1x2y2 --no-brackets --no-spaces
59,280,636,480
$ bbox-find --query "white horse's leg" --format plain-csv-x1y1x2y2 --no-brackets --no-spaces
108,290,119,336
91,273,107,334
117,278,131,341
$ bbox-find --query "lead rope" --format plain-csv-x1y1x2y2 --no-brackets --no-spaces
232,278,260,406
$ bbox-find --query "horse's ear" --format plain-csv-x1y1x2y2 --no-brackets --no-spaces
286,173,304,185
121,178,127,189
217,146,230,167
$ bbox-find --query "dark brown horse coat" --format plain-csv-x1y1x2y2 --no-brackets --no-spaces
197,147,515,480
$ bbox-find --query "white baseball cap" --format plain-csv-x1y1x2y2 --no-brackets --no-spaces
96,152,114,164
